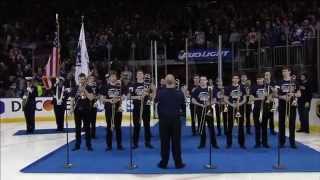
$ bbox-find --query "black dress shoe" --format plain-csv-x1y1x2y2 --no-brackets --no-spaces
175,163,186,169
145,144,154,149
254,144,261,148
105,147,112,151
263,144,270,148
132,145,138,149
279,145,285,148
157,162,167,169
72,146,80,151
240,145,246,149
117,145,124,150
212,144,219,149
270,131,277,135
290,144,297,149
226,144,232,149
296,129,304,133
87,146,93,151
197,145,205,149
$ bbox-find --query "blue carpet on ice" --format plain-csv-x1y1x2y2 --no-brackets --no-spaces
14,128,76,135
21,123,320,174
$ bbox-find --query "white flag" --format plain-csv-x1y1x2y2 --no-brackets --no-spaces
75,23,90,85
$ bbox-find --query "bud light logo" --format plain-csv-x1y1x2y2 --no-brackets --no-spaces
178,48,232,62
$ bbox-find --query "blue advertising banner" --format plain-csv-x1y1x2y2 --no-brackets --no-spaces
178,48,232,62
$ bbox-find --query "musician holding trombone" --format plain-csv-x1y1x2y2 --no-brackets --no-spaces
87,75,98,139
250,74,270,148
130,70,154,149
100,71,124,151
187,74,200,136
213,78,227,136
70,73,94,151
191,76,218,149
276,66,301,149
264,71,277,135
224,73,247,149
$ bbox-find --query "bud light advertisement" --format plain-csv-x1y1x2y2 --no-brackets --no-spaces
178,48,232,62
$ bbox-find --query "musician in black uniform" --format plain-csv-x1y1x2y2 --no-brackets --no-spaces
70,73,94,151
22,77,37,134
240,73,252,134
264,71,276,135
276,66,301,148
250,74,270,148
297,73,312,133
187,74,200,136
130,70,154,149
191,76,218,149
101,71,124,151
88,75,98,138
52,77,67,132
213,78,227,136
224,73,247,148
156,74,185,169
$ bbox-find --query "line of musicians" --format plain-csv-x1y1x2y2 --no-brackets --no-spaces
22,66,312,152
188,66,311,149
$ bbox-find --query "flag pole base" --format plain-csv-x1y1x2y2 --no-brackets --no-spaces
204,164,217,169
272,164,286,170
128,164,138,170
64,163,73,168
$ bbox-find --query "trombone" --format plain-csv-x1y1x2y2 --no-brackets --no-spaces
176,79,180,90
110,80,122,130
199,86,214,135
140,74,151,122
285,79,297,124
198,88,211,135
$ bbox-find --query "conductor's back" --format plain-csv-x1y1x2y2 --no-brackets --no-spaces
155,74,185,169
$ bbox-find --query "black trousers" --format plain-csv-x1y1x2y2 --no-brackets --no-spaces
278,101,297,146
244,103,251,133
226,106,245,146
23,107,35,133
253,103,268,146
298,101,310,132
89,108,97,138
215,104,227,135
159,116,183,166
74,108,91,148
190,104,197,134
133,106,151,146
266,103,275,133
53,104,65,130
196,107,217,146
105,110,122,148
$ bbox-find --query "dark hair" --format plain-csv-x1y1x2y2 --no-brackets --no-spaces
109,70,117,77
136,69,144,74
79,73,86,78
193,74,200,78
256,73,264,79
282,66,291,71
232,72,240,78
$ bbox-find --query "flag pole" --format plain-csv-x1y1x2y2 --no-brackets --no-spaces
185,38,189,88
56,13,60,78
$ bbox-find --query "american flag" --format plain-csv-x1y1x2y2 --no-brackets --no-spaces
43,22,60,89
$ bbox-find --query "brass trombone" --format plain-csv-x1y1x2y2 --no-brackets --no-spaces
110,80,122,130
139,74,151,122
198,88,211,135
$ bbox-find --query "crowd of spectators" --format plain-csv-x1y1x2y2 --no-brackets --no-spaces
1,0,320,97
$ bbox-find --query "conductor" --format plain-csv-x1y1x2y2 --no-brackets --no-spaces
156,74,185,169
